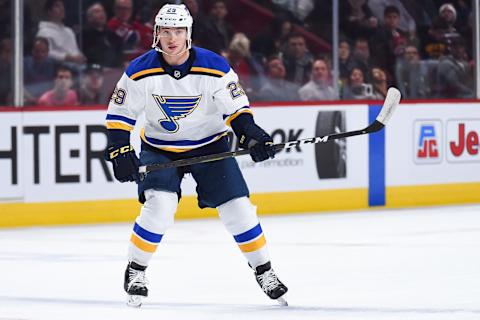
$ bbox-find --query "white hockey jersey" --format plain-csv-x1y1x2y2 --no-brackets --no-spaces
106,47,252,152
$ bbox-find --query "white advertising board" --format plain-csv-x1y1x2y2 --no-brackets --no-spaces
0,105,368,203
240,105,369,193
386,102,480,186
0,112,23,200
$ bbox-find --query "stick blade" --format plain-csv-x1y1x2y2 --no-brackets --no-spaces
376,87,401,125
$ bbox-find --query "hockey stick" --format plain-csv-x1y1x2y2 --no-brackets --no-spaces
139,87,401,178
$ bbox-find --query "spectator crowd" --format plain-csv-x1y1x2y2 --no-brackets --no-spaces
0,0,476,106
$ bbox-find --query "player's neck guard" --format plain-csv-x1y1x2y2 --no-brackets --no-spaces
156,48,196,80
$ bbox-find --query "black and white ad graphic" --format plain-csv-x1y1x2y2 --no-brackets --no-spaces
315,111,347,179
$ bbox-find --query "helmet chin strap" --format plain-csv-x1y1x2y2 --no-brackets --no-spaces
154,46,189,57
153,38,192,57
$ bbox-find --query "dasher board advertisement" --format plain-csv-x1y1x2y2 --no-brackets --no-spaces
386,102,480,186
0,105,368,202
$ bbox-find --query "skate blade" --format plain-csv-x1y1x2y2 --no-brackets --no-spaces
127,295,143,308
276,296,288,306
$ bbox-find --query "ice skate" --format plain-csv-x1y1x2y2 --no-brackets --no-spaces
254,262,288,306
124,262,148,307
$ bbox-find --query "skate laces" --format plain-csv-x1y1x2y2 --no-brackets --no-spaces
127,268,148,291
258,269,280,292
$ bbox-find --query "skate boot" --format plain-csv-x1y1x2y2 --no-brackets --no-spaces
254,261,288,306
124,261,148,307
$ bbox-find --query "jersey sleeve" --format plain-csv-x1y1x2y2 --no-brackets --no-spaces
212,69,253,126
105,72,145,132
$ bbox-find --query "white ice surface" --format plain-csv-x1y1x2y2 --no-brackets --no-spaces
1,205,480,320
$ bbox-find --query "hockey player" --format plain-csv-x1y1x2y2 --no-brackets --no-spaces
105,4,288,307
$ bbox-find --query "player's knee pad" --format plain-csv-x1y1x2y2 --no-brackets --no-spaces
217,197,258,235
136,189,178,234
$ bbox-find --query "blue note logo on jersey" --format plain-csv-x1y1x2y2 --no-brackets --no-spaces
152,95,202,133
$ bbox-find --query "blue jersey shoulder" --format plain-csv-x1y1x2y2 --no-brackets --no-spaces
125,50,162,78
192,47,231,75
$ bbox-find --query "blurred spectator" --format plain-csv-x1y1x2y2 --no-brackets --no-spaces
184,0,207,44
271,0,314,23
281,33,313,86
107,0,152,61
196,0,233,55
425,3,460,59
36,0,86,67
339,40,355,83
135,0,157,48
455,0,473,51
0,1,11,41
369,5,410,79
436,37,473,98
132,0,157,24
368,0,416,34
0,38,11,105
251,15,292,60
82,2,123,68
1,0,35,51
258,57,299,101
38,66,79,106
24,37,57,105
369,67,388,99
395,45,429,99
226,33,265,100
351,38,372,81
184,0,200,18
340,0,378,40
299,58,337,101
79,64,109,105
399,1,437,51
342,67,374,100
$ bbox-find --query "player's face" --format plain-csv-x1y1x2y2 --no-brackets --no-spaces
158,27,188,55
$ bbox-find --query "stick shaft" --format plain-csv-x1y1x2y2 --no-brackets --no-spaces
139,87,401,175
140,120,384,173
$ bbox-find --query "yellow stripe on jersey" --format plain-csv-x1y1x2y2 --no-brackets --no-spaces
106,121,134,131
130,67,165,80
130,233,158,253
238,234,266,253
225,108,253,126
190,67,226,77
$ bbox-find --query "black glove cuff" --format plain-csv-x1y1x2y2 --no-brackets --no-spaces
230,113,271,149
107,129,130,146
230,113,255,139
